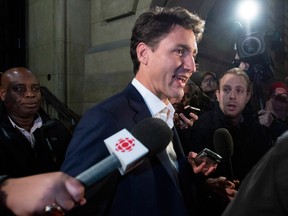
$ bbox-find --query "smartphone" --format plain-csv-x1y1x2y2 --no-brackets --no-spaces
194,148,222,166
183,105,201,118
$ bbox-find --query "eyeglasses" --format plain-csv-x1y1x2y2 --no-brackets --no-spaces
270,93,288,102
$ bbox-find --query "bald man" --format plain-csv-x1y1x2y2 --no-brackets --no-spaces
0,67,71,178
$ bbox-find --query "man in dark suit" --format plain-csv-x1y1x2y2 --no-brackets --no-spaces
62,7,212,216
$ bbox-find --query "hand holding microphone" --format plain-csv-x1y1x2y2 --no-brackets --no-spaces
203,128,239,202
44,118,172,215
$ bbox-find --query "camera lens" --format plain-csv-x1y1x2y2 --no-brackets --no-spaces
241,37,261,56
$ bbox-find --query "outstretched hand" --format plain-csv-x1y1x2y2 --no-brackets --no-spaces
258,109,274,127
1,172,86,216
187,152,217,176
174,112,198,129
206,176,239,202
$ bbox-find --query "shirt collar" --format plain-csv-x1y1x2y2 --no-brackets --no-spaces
132,78,175,128
8,113,43,133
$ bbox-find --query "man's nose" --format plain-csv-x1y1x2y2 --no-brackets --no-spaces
25,88,36,97
229,90,236,99
183,55,196,73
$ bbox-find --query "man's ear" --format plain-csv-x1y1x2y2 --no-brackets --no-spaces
136,42,149,65
0,87,6,101
216,89,220,101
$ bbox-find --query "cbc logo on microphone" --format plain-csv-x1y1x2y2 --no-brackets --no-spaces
115,138,135,152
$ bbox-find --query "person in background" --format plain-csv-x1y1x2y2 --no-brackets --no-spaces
222,130,288,216
0,67,71,177
185,68,272,215
171,81,207,150
258,82,288,141
200,71,218,109
172,81,200,130
188,81,210,114
172,80,207,116
0,172,86,216
61,6,215,216
171,79,212,131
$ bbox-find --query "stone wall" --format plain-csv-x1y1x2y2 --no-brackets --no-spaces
83,0,151,111
28,0,90,114
28,0,151,114
27,0,287,115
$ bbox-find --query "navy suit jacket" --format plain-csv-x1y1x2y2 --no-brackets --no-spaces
62,83,196,216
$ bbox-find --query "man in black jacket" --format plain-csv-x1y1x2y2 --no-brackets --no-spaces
184,68,272,215
0,67,71,177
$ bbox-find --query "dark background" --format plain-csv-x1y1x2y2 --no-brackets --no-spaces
1,0,286,84
0,0,26,72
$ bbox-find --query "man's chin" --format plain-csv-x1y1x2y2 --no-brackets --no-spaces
225,112,241,121
23,109,39,116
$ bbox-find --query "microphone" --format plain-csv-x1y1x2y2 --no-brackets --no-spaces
76,117,172,188
213,128,234,181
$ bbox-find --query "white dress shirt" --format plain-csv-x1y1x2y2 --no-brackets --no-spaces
8,114,43,148
132,78,179,171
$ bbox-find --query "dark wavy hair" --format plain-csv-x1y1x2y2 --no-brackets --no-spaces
130,6,205,74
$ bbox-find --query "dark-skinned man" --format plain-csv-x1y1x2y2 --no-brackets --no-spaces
0,67,71,178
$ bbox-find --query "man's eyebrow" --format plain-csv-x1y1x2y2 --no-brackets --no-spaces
175,44,190,50
222,84,246,89
11,83,40,87
235,85,246,90
177,44,198,55
178,44,190,49
222,84,231,88
11,83,25,86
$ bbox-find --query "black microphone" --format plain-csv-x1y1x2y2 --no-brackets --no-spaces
213,128,234,181
76,117,172,188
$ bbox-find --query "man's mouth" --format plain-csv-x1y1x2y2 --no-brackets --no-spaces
227,104,237,110
172,75,188,83
23,103,39,108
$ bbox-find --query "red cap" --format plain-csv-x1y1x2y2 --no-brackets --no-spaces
268,82,288,95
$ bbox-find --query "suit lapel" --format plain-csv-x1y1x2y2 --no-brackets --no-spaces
172,127,186,159
126,83,183,192
157,149,181,188
126,83,152,122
